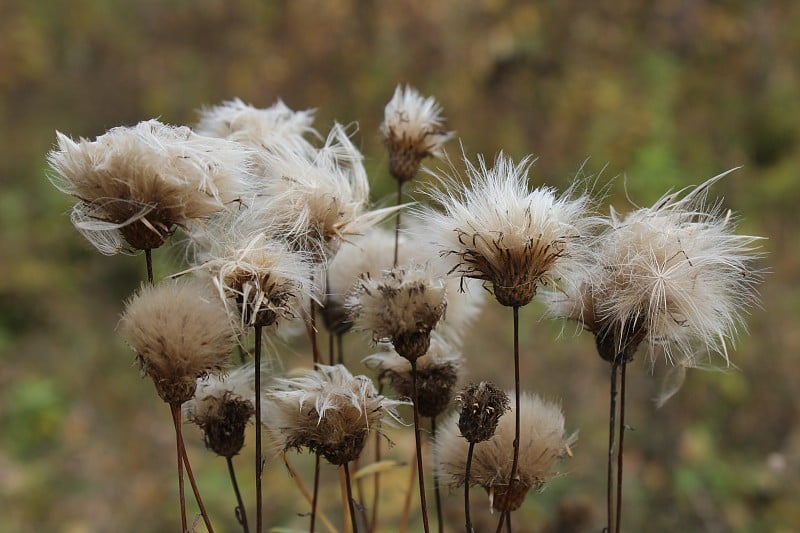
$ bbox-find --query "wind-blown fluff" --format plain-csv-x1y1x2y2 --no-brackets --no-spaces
183,365,256,457
381,85,454,182
48,120,250,254
436,392,576,512
420,153,597,308
263,364,405,465
120,278,235,404
347,264,447,361
546,171,763,366
364,333,463,418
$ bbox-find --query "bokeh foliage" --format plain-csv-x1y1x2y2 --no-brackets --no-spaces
1,0,798,531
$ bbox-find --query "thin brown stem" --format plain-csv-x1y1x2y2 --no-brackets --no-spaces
495,511,506,532
337,333,344,366
255,325,264,533
145,248,154,285
398,448,418,533
281,452,337,533
310,453,321,533
505,511,512,533
464,442,475,533
309,298,320,365
370,383,384,533
411,360,431,533
180,440,214,533
607,360,620,533
615,361,628,533
496,306,521,533
227,456,249,533
170,404,188,532
393,180,403,268
344,462,358,533
328,331,335,366
431,417,443,533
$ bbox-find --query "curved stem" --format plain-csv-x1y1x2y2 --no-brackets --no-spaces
411,360,431,533
170,404,187,532
255,325,264,533
227,456,249,533
464,442,475,533
607,360,620,533
343,462,358,533
393,180,403,268
180,440,214,533
310,453,321,533
431,417,443,533
615,361,628,533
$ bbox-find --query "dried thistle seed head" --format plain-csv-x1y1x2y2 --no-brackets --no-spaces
195,98,319,163
184,366,256,457
380,85,454,183
364,334,463,418
120,279,235,404
420,152,597,308
252,124,396,262
346,265,447,362
48,120,249,255
455,381,510,443
264,364,405,465
194,220,315,329
436,392,577,513
547,172,764,368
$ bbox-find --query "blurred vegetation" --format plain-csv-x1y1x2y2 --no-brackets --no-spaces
1,0,799,531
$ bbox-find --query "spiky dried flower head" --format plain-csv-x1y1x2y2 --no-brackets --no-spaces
196,224,315,328
183,365,256,457
120,278,235,404
421,152,596,308
456,381,510,443
48,120,249,255
264,364,405,465
364,333,463,418
437,392,577,513
547,171,763,367
380,85,455,183
347,264,447,362
252,123,394,262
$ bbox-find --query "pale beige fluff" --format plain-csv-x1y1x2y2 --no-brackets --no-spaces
346,264,447,348
381,85,454,164
120,278,235,403
263,364,405,465
436,392,576,511
48,120,250,254
420,152,597,307
253,124,395,261
183,364,256,422
546,172,763,367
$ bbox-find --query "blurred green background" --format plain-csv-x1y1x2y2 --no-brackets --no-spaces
1,0,798,531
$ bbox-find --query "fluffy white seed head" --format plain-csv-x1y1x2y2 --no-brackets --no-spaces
436,392,577,512
347,264,447,361
421,152,597,307
364,333,463,417
263,364,405,465
120,278,235,404
380,85,455,182
48,120,250,254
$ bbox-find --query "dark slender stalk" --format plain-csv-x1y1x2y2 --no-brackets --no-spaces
145,248,154,285
180,440,214,533
606,360,620,533
310,453,321,533
255,325,264,533
226,457,249,533
615,361,628,533
495,511,506,532
464,442,475,533
411,360,431,533
343,462,358,533
497,306,521,533
431,417,443,533
505,511,512,533
309,299,320,365
170,404,188,532
337,334,344,366
393,180,403,268
328,331,335,366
